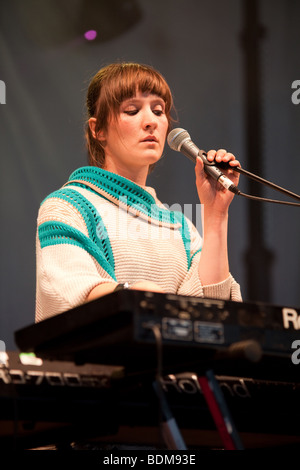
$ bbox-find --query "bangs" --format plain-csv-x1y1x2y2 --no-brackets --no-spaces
114,67,172,109
101,63,173,115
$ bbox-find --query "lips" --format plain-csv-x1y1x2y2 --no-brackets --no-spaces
141,135,158,143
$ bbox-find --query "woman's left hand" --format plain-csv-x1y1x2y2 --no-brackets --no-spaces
195,149,240,212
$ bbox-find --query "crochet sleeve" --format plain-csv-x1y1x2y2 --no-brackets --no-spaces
35,188,116,322
177,218,242,301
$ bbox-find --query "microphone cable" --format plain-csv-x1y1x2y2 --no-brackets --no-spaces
219,163,300,207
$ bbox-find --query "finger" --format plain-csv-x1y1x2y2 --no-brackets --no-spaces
228,158,241,167
216,151,241,168
195,156,212,184
195,156,204,172
215,149,227,162
222,152,235,162
206,149,216,162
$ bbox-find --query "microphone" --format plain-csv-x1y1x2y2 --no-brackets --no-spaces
167,128,240,195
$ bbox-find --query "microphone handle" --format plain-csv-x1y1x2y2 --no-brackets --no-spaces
179,141,240,194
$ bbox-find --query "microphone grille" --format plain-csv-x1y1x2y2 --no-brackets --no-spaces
167,128,190,151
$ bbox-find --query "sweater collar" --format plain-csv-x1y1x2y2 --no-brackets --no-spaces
66,166,181,228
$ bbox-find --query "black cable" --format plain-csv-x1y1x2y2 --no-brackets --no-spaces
143,323,164,445
216,162,300,206
234,166,300,201
151,324,163,381
238,192,300,207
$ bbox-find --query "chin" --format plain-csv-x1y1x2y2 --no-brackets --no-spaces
144,152,162,164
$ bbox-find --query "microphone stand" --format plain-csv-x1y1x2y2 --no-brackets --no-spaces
215,161,300,206
233,166,300,202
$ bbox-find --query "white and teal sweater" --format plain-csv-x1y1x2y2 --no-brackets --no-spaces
36,166,241,322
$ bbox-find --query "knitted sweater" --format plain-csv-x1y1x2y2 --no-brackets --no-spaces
36,166,242,322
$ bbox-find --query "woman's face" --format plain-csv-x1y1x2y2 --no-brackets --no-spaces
101,91,169,174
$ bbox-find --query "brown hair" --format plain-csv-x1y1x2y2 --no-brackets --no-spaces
85,62,175,168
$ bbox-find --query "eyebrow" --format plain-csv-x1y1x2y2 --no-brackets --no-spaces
122,95,165,106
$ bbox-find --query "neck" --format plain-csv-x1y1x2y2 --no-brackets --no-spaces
103,159,149,187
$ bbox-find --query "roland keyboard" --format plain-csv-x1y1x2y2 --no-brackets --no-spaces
15,290,300,380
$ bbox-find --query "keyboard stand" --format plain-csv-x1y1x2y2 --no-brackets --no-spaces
153,367,244,450
197,369,244,450
153,379,188,450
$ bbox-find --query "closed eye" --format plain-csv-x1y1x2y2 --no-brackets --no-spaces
123,109,139,116
153,109,164,116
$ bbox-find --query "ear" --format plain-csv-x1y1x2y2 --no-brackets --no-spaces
88,117,106,142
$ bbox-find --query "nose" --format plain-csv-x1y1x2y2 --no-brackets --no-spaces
142,108,158,130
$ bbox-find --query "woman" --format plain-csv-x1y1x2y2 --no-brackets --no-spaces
35,62,242,322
